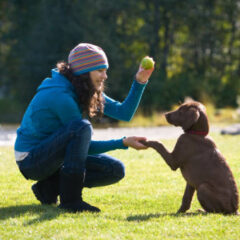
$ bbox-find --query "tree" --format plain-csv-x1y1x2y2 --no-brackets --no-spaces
0,0,240,122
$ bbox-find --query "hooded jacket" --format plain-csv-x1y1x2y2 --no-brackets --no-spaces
14,69,147,155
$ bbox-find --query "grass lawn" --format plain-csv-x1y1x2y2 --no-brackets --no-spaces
0,133,239,240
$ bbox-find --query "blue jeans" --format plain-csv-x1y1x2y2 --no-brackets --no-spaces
17,118,125,188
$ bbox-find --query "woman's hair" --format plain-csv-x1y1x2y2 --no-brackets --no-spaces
57,61,105,118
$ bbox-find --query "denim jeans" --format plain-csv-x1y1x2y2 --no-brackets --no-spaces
17,118,125,188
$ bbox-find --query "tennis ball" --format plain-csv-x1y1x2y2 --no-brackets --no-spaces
141,56,155,69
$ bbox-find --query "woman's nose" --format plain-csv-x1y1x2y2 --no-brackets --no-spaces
102,72,107,80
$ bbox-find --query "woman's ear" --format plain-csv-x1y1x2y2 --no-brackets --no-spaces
182,107,200,131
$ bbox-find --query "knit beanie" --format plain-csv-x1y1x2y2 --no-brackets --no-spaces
68,43,109,75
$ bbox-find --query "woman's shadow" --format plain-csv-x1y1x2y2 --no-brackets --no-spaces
0,204,62,225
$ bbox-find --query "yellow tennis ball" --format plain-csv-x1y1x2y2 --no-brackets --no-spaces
141,56,155,69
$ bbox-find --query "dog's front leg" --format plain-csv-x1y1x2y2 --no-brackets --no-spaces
177,184,195,213
144,140,179,170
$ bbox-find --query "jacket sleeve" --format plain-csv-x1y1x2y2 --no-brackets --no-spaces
52,92,83,124
103,79,147,122
88,138,128,155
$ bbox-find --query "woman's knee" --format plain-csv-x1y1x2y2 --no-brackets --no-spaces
68,118,93,136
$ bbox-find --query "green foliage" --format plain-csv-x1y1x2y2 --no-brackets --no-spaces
0,134,240,239
0,98,24,123
0,0,240,121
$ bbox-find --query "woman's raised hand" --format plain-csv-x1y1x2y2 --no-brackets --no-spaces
135,57,155,84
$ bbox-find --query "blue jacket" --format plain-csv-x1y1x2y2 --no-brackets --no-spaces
14,69,147,154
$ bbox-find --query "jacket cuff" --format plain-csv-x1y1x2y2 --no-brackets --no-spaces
120,137,129,150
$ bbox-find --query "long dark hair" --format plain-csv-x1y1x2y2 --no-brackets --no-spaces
57,61,105,118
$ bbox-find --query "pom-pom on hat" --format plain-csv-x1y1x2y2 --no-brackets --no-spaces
68,43,109,75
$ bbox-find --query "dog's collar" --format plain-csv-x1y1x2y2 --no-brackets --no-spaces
185,130,208,136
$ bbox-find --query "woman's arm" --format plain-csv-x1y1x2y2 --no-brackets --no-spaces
103,80,147,121
103,64,154,122
88,138,128,155
53,92,83,124
88,136,148,155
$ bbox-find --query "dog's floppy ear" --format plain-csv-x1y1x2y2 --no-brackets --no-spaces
182,107,200,130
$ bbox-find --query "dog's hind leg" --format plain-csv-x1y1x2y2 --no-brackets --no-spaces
177,184,195,213
197,183,220,212
196,183,233,213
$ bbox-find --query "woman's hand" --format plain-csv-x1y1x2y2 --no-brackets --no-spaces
123,136,149,150
135,58,155,84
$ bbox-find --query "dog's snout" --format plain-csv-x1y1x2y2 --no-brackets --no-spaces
165,112,172,123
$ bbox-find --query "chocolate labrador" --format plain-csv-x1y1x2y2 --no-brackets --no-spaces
142,101,239,214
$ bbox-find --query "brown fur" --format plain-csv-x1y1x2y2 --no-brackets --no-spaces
142,101,239,214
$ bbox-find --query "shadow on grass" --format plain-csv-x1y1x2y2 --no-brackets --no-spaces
127,211,208,222
0,204,63,225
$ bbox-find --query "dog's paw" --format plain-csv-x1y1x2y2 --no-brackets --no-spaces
176,208,187,214
139,140,148,146
140,140,159,147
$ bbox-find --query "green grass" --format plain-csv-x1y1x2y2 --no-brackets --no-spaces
0,134,240,239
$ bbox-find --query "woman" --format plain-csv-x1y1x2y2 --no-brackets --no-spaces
14,43,154,213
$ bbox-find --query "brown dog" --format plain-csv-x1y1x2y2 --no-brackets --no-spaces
142,101,239,214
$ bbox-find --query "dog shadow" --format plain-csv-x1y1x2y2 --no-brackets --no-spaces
126,211,208,222
0,204,62,225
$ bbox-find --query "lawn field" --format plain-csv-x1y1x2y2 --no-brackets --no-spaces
0,133,239,240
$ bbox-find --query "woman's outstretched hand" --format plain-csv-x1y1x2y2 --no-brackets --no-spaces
123,136,149,150
135,57,155,84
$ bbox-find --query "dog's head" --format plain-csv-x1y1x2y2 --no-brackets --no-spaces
165,101,209,133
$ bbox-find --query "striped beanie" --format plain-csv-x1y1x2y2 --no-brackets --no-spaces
68,43,109,75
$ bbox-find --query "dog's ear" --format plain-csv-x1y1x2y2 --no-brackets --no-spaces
182,107,200,130
183,96,194,103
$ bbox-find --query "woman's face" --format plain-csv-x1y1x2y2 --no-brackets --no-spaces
89,69,108,91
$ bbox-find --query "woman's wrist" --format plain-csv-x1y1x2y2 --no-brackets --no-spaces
122,136,128,147
135,75,148,84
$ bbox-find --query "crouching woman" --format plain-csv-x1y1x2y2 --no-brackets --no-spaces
14,43,154,213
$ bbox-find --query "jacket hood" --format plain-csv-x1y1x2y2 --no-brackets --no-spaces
37,69,74,92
